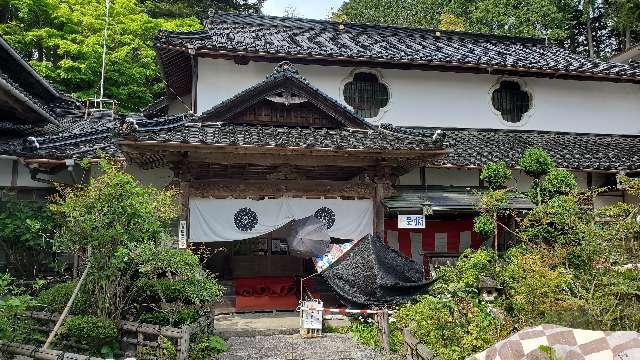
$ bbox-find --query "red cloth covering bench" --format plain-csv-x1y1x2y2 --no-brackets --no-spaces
234,277,317,311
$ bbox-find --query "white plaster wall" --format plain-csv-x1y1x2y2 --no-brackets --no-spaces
168,94,192,116
397,168,421,185
0,160,12,187
197,58,640,134
125,164,174,189
426,168,480,187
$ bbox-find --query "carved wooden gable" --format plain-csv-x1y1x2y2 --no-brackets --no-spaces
230,96,340,128
198,62,372,130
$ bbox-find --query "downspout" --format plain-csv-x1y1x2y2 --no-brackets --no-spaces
26,159,78,185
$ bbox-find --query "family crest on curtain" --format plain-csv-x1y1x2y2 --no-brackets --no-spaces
189,198,373,242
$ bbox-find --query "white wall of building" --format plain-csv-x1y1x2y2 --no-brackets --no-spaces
195,58,640,135
125,164,174,189
426,168,480,187
0,159,13,187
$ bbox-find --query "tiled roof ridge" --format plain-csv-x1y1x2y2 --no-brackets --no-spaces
203,11,547,46
402,126,640,139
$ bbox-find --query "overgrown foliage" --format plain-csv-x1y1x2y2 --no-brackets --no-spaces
0,274,37,343
0,199,55,278
49,160,222,327
59,315,119,356
480,162,512,190
399,148,640,360
189,336,228,360
31,281,89,314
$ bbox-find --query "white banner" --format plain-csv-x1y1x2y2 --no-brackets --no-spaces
189,198,373,242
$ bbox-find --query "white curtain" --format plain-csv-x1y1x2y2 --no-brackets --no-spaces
189,197,373,242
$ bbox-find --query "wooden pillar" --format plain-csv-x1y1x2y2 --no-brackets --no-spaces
180,181,191,246
190,52,198,114
373,181,385,237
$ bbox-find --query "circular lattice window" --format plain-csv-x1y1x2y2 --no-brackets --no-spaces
234,207,259,232
314,207,336,229
491,80,531,123
343,72,390,118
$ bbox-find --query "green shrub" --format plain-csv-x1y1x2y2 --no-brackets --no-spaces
189,336,228,360
32,281,89,314
480,162,512,190
396,296,509,360
137,336,177,360
473,214,496,238
138,307,201,327
134,277,223,305
60,315,118,354
518,147,554,178
349,319,380,348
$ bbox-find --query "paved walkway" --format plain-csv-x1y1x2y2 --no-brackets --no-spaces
215,313,300,337
218,334,399,360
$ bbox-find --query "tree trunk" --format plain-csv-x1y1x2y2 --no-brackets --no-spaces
587,15,595,58
626,28,632,50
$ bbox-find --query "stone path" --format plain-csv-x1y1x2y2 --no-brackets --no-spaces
218,334,400,360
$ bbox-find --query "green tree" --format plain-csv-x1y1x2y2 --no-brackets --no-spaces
336,0,640,57
50,160,179,319
141,0,264,18
0,199,55,278
0,0,201,111
608,0,640,49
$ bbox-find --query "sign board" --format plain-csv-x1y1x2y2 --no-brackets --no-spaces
178,221,188,249
398,215,426,229
301,300,323,330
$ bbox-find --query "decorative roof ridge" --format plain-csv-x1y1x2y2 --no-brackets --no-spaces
401,126,640,139
203,11,547,46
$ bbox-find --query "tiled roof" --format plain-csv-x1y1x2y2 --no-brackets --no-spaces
0,111,147,160
156,12,640,82
384,186,533,212
0,35,80,128
8,120,640,172
402,127,640,172
129,116,441,153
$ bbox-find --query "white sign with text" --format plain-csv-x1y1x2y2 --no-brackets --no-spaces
398,215,426,229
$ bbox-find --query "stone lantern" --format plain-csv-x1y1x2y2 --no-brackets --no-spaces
477,276,502,301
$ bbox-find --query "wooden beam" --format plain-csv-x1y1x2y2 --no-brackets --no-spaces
119,141,448,160
184,151,381,167
190,179,378,198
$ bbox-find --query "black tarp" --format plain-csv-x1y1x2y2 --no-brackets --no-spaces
318,234,434,307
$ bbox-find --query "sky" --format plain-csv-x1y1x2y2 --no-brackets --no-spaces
262,0,347,19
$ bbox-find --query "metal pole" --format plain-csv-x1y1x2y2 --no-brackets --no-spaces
99,0,110,104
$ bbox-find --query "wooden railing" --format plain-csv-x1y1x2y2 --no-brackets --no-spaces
403,328,438,360
7,311,214,360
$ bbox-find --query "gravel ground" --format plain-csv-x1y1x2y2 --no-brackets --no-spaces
218,334,401,360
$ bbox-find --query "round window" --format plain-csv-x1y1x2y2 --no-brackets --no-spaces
343,72,390,118
491,80,531,123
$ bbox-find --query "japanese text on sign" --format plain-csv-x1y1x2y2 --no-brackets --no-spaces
398,215,426,229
